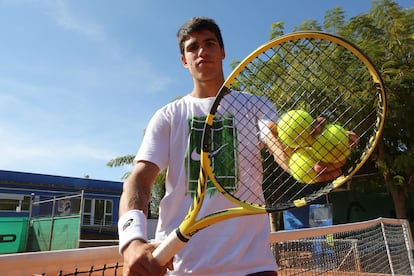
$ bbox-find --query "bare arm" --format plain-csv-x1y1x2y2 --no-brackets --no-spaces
119,160,159,217
119,161,172,276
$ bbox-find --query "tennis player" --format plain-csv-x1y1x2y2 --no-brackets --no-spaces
118,16,341,276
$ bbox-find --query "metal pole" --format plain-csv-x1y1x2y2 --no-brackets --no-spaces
48,196,56,251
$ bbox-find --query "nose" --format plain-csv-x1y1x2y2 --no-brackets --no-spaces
198,46,208,57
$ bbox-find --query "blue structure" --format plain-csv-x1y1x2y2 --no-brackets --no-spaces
0,170,122,236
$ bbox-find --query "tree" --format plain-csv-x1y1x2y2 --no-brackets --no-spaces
268,0,414,220
373,0,414,219
341,0,414,219
107,154,135,180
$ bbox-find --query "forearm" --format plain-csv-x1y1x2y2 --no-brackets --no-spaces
120,179,151,217
119,161,159,217
118,161,160,255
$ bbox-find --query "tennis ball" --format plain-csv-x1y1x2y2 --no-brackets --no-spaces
312,124,351,163
278,110,315,148
289,147,318,184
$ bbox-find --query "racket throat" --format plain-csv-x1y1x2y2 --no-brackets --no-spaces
176,228,190,242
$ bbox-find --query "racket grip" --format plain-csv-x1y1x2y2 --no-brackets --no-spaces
152,228,189,266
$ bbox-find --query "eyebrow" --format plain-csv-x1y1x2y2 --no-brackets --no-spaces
185,37,219,48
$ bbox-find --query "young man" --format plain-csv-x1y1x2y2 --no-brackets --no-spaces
118,17,343,276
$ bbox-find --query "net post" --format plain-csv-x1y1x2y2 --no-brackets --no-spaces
381,221,394,275
351,240,361,272
401,220,414,273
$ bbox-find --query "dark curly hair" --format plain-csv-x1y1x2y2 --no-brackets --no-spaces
177,17,224,55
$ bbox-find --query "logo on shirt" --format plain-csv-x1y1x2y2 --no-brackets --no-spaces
186,115,238,197
190,144,229,161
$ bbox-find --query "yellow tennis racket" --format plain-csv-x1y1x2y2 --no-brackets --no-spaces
153,31,386,265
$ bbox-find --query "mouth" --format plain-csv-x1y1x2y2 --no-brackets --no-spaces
198,59,212,65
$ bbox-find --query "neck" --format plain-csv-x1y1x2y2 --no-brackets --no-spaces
190,75,225,98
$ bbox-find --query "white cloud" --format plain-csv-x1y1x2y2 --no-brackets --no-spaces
0,122,128,180
0,125,115,163
43,0,106,41
33,0,175,94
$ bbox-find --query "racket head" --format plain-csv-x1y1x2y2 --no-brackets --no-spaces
201,31,386,212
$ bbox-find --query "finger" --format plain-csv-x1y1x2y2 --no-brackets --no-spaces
315,168,342,182
311,117,327,136
349,131,359,148
166,258,174,270
267,121,278,136
148,243,172,274
124,264,148,276
314,159,346,173
124,260,151,276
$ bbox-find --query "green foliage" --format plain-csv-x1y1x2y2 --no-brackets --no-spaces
357,0,414,192
106,155,135,168
323,7,346,33
106,155,135,180
293,19,322,32
149,169,167,218
269,22,285,40
106,153,167,217
267,0,414,193
393,175,405,187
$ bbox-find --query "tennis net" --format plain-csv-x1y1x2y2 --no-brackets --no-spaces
0,217,412,275
271,217,414,275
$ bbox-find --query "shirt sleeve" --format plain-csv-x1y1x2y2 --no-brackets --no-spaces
135,108,170,171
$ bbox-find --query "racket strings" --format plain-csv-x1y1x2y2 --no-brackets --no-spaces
207,35,384,210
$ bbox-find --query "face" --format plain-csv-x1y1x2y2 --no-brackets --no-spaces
181,29,225,82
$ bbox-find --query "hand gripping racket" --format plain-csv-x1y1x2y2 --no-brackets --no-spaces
153,31,386,265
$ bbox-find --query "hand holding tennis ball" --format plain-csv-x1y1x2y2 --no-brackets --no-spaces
312,124,351,163
289,147,318,184
277,110,315,148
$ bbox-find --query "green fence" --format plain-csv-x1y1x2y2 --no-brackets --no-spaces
0,217,29,254
0,193,83,254
26,215,81,251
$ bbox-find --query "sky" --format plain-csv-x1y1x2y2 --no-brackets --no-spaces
0,0,412,182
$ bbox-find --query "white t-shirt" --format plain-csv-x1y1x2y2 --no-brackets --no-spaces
136,92,278,275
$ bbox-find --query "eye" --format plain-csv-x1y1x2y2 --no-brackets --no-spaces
186,43,199,52
205,39,219,48
206,42,215,48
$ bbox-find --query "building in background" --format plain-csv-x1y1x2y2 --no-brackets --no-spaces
0,170,123,253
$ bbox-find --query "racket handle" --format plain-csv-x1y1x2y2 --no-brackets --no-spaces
152,228,189,266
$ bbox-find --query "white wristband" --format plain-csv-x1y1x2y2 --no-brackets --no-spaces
118,209,148,255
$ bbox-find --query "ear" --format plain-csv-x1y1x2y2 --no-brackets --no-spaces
181,55,189,68
222,48,226,60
